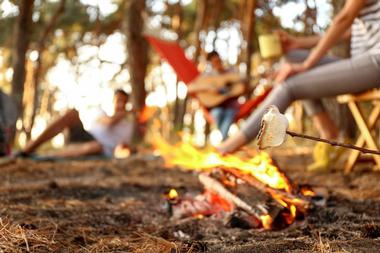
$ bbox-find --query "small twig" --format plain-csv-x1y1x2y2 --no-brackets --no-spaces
286,130,380,156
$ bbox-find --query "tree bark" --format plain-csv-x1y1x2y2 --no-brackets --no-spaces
126,0,148,141
24,0,66,140
193,0,207,62
11,0,35,123
172,2,184,132
241,0,256,83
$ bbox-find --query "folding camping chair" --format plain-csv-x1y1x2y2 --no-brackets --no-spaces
145,35,271,124
337,89,380,173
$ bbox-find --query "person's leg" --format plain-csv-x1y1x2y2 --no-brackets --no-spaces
287,50,340,139
46,140,103,158
219,107,237,140
210,107,224,134
219,53,380,153
303,101,339,139
23,109,82,154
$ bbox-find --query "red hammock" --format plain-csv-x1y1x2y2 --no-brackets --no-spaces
145,35,271,121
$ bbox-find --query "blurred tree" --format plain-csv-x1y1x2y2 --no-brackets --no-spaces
241,0,256,83
11,0,34,124
126,0,148,141
23,0,66,140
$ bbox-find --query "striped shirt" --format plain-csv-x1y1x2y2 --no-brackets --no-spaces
351,0,380,57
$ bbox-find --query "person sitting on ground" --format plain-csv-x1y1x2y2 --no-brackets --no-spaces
218,0,380,169
18,89,134,158
188,51,244,140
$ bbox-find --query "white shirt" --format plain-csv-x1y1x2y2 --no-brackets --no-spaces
82,109,133,157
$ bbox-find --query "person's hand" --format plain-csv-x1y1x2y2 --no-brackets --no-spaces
276,30,300,52
216,132,247,155
274,63,307,84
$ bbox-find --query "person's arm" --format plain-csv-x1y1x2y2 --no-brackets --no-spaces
275,0,365,83
97,111,126,127
296,35,322,49
278,28,352,51
303,0,365,69
277,31,321,50
297,29,351,49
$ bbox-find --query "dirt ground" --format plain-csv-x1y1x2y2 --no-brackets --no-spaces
1,150,380,253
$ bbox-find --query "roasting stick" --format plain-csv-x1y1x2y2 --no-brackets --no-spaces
285,131,380,155
257,106,380,155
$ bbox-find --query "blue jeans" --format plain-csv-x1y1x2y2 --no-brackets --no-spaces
210,106,237,140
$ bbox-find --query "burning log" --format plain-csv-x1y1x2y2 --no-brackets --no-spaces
154,132,316,228
198,173,268,219
222,167,311,213
164,188,234,219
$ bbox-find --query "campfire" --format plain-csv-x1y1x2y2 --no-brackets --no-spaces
154,135,317,230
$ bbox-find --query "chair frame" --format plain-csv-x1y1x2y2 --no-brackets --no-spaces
337,90,380,173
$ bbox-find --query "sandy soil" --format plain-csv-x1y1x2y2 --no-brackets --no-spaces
0,151,380,252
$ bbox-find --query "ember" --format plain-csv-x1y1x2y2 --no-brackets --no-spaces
154,135,314,229
168,189,179,200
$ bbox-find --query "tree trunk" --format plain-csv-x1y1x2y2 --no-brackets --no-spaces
11,0,35,124
193,0,208,144
126,0,148,141
172,2,185,132
302,0,317,35
193,0,207,62
241,0,256,83
24,0,66,140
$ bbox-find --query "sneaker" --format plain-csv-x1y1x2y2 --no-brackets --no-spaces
307,142,344,172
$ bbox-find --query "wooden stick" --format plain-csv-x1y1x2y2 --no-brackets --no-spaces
198,174,267,219
286,130,380,156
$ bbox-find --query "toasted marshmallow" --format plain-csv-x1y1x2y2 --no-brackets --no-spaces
257,106,289,149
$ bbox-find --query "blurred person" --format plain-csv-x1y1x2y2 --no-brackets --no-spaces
188,51,245,140
218,0,380,171
18,89,134,158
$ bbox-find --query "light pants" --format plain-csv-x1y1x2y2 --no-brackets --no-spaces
241,51,380,141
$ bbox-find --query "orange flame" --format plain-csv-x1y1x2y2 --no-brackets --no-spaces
139,106,157,124
153,135,291,192
204,190,234,213
300,186,316,197
260,215,273,229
